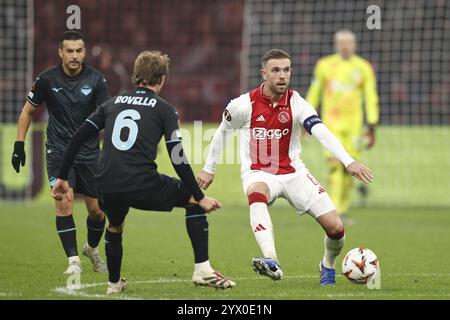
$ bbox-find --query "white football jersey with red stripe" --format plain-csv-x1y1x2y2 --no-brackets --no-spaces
223,84,318,178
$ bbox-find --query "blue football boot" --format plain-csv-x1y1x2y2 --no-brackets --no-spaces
319,262,336,285
251,257,284,281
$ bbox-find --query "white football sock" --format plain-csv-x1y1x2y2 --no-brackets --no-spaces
250,203,277,261
322,234,345,269
68,256,80,264
194,260,214,274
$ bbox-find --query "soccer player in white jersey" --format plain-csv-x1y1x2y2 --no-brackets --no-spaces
197,49,374,285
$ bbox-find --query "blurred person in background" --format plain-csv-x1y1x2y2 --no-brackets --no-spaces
92,44,130,96
306,30,380,225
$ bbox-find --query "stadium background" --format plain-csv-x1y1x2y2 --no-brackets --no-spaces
0,0,449,207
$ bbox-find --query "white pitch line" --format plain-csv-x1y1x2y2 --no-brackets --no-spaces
53,287,142,300
0,292,23,297
54,274,316,292
395,273,450,277
52,273,450,299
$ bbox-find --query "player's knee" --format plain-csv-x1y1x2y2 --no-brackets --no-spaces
87,207,104,220
326,222,345,240
55,200,73,216
247,182,270,200
107,224,124,233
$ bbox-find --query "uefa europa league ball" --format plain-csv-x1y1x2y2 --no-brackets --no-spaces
342,247,379,284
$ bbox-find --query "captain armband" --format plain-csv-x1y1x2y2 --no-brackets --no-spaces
303,115,322,135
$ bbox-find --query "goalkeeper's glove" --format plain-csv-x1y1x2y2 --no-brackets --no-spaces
11,141,26,173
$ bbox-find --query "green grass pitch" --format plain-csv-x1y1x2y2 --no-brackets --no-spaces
1,203,449,300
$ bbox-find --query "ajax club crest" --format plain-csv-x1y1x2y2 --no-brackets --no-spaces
278,111,290,123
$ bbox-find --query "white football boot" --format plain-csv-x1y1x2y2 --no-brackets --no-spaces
107,278,127,294
82,244,107,273
64,256,82,275
192,271,236,289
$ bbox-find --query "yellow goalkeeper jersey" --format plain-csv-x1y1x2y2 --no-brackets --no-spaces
306,54,379,133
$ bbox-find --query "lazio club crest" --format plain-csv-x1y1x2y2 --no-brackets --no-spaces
80,84,92,96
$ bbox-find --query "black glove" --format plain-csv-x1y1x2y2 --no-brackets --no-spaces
11,141,26,173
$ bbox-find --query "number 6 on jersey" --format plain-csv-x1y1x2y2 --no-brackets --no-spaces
111,109,141,151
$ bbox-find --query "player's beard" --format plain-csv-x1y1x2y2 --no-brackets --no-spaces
67,60,81,70
63,57,82,72
62,61,82,77
268,81,288,95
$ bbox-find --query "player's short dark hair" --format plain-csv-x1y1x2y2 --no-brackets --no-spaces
261,49,291,67
132,51,170,86
59,30,85,48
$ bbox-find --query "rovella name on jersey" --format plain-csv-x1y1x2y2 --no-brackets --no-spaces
252,128,290,140
114,95,158,107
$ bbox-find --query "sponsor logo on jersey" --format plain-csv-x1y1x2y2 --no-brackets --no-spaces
52,87,63,93
278,111,290,123
252,127,289,140
80,85,92,96
114,95,158,107
28,91,34,99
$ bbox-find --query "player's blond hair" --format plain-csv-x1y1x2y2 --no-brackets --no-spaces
334,29,356,42
132,51,170,86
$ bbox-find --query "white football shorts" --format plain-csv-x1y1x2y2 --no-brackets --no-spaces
242,169,335,219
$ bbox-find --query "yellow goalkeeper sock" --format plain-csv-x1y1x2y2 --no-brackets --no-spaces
340,172,354,214
327,159,344,215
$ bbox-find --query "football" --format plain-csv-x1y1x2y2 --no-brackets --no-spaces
342,247,379,284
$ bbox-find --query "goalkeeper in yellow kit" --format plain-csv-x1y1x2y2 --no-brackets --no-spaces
306,30,379,224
